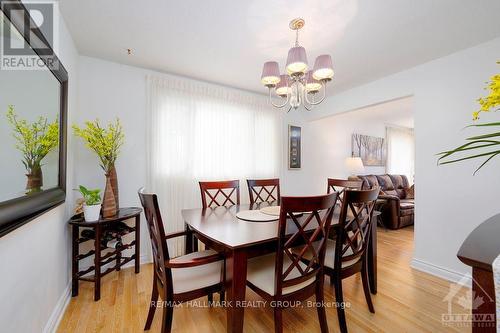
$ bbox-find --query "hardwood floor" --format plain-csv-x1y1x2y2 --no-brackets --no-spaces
58,226,469,332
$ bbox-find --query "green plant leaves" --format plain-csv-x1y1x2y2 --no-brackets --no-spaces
437,121,500,174
78,185,101,205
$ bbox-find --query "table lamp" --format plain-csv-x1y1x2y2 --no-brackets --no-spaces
345,156,365,177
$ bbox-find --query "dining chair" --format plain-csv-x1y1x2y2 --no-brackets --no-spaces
246,178,280,205
326,178,362,206
246,192,338,333
199,180,240,208
138,188,225,333
324,187,379,333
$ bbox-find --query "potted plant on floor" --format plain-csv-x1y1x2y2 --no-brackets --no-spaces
78,185,102,222
438,62,500,172
73,119,124,217
6,105,59,194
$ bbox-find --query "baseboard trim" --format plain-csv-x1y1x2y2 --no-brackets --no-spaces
411,258,472,287
43,282,71,333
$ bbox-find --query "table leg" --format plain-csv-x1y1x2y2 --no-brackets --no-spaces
135,215,140,274
472,267,496,332
185,223,193,254
71,225,79,297
94,224,102,301
368,219,377,294
226,249,247,333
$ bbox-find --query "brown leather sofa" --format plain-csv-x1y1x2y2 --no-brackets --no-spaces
355,174,414,229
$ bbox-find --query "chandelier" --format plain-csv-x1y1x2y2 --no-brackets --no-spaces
260,18,334,112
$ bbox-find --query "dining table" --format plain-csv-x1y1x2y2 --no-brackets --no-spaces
182,202,378,333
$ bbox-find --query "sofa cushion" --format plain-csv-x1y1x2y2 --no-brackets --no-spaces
389,175,410,199
405,185,415,199
376,175,395,191
358,175,380,190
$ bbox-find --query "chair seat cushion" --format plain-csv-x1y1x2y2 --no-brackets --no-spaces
247,253,316,296
170,250,223,294
301,239,360,270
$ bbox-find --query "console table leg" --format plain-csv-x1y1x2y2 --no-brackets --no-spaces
135,215,140,274
94,224,101,301
71,225,79,297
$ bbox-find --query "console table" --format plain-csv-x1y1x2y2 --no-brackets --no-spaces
70,207,142,301
457,213,500,332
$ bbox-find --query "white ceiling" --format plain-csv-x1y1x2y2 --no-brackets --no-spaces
59,0,500,95
342,97,415,128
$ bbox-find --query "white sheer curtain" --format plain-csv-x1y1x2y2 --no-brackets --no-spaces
146,75,283,255
386,126,415,185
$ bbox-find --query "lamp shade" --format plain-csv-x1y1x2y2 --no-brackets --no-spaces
305,71,322,92
286,46,308,75
275,74,290,97
345,157,365,175
312,54,334,80
261,61,281,86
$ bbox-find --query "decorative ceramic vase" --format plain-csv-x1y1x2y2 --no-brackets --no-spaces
109,165,119,209
83,203,101,222
102,173,117,218
26,165,43,193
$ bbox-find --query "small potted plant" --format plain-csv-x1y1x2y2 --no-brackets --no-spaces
78,185,102,222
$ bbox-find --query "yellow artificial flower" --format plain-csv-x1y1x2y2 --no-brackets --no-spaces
73,118,124,172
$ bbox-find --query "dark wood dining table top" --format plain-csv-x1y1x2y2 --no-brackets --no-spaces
181,202,376,249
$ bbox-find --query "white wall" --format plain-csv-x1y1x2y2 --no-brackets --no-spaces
75,56,274,264
286,37,500,281
300,97,414,194
0,9,79,333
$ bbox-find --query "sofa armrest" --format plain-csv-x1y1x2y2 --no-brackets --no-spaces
378,194,400,203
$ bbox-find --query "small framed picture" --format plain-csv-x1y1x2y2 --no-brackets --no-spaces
288,125,301,169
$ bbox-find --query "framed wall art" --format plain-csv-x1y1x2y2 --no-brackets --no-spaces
288,125,301,169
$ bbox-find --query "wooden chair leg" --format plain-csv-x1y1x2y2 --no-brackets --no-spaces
160,304,174,333
362,260,375,313
144,283,158,330
273,307,283,333
334,278,348,333
208,293,213,305
316,281,329,333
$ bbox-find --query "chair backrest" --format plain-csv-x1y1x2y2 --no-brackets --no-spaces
199,180,240,208
327,178,362,206
275,193,338,297
138,188,172,293
247,178,280,204
335,187,379,269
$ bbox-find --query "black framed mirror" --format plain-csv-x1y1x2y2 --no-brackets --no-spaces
0,0,67,237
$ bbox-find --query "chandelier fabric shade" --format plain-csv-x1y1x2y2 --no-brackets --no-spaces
305,71,322,92
260,18,333,112
261,61,281,86
312,54,334,81
286,46,308,75
275,74,290,97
